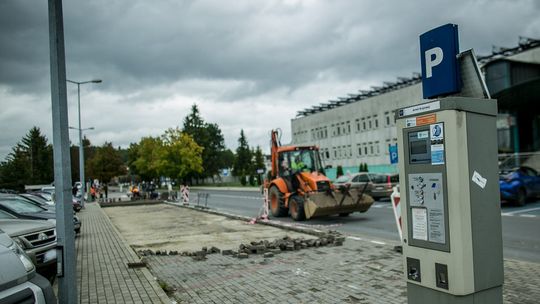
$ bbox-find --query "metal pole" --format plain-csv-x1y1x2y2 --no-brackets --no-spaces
77,83,86,208
48,0,77,302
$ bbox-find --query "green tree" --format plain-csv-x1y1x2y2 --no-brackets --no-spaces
132,136,163,180
87,142,127,183
158,128,203,182
182,104,226,182
0,127,53,190
0,146,30,190
218,149,235,169
21,127,53,184
252,146,265,186
233,129,252,178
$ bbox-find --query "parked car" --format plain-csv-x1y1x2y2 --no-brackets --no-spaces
25,192,82,213
22,193,55,208
0,229,56,303
0,213,57,282
499,166,540,206
0,193,81,234
30,190,83,212
334,172,399,200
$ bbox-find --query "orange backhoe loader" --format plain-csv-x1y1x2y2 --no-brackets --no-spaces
264,129,374,221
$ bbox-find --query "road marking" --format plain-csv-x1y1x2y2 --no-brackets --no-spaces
205,193,263,200
373,205,384,208
519,214,537,218
502,206,540,216
347,236,387,245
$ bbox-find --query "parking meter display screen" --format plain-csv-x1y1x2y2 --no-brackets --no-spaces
408,130,431,164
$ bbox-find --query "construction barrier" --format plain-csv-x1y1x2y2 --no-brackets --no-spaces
181,185,190,205
249,188,269,224
390,186,402,241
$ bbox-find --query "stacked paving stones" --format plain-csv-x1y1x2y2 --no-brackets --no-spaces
137,231,345,261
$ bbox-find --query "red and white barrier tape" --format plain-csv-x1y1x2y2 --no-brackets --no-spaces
390,186,402,241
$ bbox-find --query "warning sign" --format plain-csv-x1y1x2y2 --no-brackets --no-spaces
416,114,437,126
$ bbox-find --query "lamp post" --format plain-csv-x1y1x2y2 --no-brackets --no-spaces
67,79,101,207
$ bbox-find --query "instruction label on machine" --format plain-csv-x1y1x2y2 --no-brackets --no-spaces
408,173,446,244
430,123,445,165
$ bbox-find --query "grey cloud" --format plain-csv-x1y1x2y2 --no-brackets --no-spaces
0,0,539,159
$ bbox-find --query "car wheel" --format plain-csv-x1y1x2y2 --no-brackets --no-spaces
516,188,527,206
339,213,351,217
289,195,306,221
269,186,288,217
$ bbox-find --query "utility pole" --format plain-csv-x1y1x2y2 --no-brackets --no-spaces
48,0,77,302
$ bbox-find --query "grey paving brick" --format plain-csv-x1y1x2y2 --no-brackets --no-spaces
76,203,171,303
143,237,540,304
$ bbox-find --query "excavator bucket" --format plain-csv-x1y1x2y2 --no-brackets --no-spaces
303,188,374,219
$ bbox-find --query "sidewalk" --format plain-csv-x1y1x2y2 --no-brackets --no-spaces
100,202,540,304
75,203,171,304
73,199,540,303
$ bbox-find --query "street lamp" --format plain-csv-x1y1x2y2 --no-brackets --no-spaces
67,79,101,207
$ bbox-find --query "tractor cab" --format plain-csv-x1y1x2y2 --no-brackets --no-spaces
277,147,323,177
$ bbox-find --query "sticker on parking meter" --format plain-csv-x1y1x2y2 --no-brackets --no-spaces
430,123,444,141
431,144,445,165
406,118,417,127
412,207,428,241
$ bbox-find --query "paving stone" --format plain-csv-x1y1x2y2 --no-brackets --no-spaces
76,203,170,304
144,236,540,304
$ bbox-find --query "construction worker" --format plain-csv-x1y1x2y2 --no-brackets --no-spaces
291,154,305,173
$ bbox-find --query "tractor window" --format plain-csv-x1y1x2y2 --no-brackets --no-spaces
280,149,321,174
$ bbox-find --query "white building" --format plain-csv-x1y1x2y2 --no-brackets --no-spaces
291,38,540,175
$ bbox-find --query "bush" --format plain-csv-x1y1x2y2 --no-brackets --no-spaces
336,165,344,178
249,175,256,186
240,175,247,186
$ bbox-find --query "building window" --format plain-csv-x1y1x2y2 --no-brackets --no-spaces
374,115,379,128
362,118,366,131
375,141,380,155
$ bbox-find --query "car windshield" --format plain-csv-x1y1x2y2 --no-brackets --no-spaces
370,174,388,183
335,176,351,183
0,210,16,219
0,197,47,213
22,194,48,205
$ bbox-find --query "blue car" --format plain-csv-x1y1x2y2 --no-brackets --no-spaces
499,166,540,206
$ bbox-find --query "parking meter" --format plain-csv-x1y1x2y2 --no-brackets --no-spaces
396,97,503,303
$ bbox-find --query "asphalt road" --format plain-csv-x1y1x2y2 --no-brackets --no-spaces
190,188,540,264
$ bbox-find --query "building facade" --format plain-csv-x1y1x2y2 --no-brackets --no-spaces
291,39,540,175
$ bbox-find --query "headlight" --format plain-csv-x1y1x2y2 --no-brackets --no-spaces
8,240,35,273
13,237,25,249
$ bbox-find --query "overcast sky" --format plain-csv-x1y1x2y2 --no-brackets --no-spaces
0,0,539,159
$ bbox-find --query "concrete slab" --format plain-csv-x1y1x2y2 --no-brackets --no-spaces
104,204,316,252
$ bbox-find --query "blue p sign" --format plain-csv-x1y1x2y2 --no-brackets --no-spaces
420,24,460,99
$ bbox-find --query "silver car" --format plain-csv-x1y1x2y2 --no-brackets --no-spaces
334,173,399,200
0,229,56,303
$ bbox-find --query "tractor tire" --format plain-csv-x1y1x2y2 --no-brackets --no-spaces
269,186,288,217
289,195,306,221
516,188,527,206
